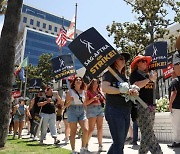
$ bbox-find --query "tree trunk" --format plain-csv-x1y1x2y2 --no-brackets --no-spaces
0,0,23,148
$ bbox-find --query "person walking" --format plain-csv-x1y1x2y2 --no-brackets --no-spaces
102,52,138,154
38,86,62,145
84,78,105,152
12,97,31,139
168,51,180,148
130,55,163,154
65,76,88,154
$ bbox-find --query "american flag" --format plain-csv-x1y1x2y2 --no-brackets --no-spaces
56,27,67,47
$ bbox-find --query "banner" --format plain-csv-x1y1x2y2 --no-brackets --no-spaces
145,41,167,69
68,27,120,78
162,64,173,80
28,78,42,93
51,55,76,80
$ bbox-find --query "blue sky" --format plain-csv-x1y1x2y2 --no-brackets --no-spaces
0,0,135,47
0,0,176,47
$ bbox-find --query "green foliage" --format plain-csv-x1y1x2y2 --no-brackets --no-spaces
156,97,169,112
174,2,180,22
107,0,179,59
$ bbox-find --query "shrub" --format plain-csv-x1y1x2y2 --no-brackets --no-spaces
155,97,169,112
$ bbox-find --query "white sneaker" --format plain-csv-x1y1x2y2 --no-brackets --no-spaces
80,148,86,154
64,138,69,143
72,150,76,154
98,145,103,152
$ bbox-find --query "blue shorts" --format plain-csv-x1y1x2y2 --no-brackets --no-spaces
67,105,87,122
13,115,25,122
86,105,104,118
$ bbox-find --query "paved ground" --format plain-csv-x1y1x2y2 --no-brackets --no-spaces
24,131,180,154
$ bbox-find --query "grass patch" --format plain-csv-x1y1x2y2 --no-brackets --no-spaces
0,136,71,154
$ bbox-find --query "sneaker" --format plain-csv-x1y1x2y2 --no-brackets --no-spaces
54,139,60,145
18,135,22,139
12,134,16,140
167,142,180,148
64,138,69,143
39,140,43,145
98,145,103,152
80,148,86,154
72,150,76,154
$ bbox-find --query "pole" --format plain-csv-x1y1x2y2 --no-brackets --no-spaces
74,3,77,39
23,53,30,98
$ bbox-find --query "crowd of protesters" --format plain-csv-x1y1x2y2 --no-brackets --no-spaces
8,40,180,154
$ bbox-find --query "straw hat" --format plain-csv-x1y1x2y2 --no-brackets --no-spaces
130,55,152,70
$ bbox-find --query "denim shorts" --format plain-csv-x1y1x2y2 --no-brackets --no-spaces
67,105,87,122
86,105,104,118
13,115,25,122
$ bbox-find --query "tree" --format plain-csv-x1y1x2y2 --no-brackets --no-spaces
37,53,53,87
0,0,23,147
107,0,179,59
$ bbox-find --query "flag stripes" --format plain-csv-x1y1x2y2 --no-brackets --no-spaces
56,28,67,47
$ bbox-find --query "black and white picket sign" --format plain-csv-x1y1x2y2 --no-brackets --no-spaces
145,41,168,69
51,55,76,80
28,78,42,93
68,27,120,78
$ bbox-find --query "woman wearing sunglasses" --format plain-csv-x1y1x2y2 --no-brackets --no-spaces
102,52,138,154
65,76,88,154
129,55,163,154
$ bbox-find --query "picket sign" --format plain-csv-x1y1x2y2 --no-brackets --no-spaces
107,66,148,109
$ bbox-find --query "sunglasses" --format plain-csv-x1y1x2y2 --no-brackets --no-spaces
75,78,82,81
138,59,147,63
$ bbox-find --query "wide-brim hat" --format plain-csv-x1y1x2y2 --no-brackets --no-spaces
118,52,130,62
130,55,152,70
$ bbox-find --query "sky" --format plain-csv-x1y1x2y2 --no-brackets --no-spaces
0,0,176,48
0,0,136,48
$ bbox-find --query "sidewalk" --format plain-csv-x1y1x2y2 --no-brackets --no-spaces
41,132,180,154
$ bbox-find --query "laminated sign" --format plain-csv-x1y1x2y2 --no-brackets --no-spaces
145,41,168,69
68,27,120,78
28,78,42,93
51,55,76,80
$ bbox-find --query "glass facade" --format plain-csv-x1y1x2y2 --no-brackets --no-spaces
22,4,70,27
24,29,83,70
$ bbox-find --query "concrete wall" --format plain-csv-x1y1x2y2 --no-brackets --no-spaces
60,112,173,142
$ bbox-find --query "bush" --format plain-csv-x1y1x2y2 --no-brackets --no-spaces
156,97,169,112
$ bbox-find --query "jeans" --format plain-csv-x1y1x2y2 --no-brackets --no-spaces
105,104,131,154
133,120,138,143
40,113,57,141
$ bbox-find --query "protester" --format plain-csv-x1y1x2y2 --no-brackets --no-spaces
29,89,44,138
56,102,63,134
84,78,105,152
168,51,180,148
130,55,163,154
61,90,70,143
38,86,62,145
65,76,88,154
102,52,138,154
12,97,31,139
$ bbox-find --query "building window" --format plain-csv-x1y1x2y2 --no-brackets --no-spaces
54,27,57,32
43,23,46,28
30,19,34,25
23,17,27,23
51,32,54,35
37,21,40,27
49,25,52,30
33,27,36,30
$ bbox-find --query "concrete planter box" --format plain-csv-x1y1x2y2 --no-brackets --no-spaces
61,112,173,142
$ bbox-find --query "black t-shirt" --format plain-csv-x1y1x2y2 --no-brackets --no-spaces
130,70,154,106
39,96,57,114
168,77,180,109
33,96,41,114
103,70,132,110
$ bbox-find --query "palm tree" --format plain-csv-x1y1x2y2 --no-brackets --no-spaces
0,0,23,148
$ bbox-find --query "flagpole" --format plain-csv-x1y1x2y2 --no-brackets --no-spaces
74,3,77,39
23,53,29,98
